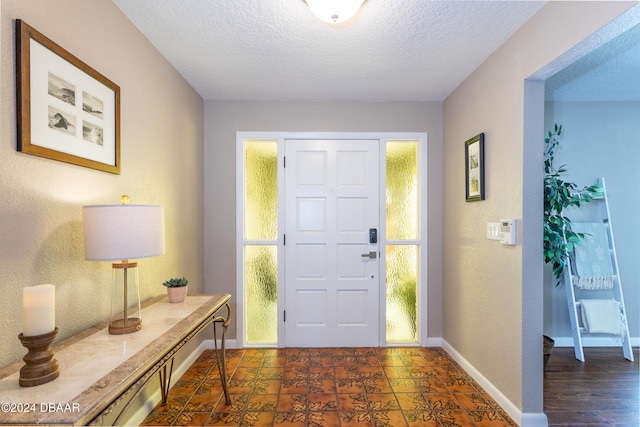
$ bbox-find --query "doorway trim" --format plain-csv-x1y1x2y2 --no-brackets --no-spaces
236,131,428,348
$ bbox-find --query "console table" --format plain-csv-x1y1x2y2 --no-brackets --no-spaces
0,294,231,426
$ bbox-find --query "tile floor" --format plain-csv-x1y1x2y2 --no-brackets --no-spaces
141,347,516,426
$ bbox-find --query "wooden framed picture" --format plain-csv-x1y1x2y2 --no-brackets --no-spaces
16,20,120,174
465,133,484,201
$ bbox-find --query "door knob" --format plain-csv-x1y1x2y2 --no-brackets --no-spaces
361,251,377,259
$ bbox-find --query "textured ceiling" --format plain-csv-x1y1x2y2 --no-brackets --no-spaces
113,0,640,103
546,21,640,102
112,0,547,102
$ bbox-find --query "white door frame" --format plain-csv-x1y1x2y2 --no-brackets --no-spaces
236,131,428,348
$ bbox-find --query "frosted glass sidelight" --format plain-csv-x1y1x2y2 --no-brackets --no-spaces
386,245,418,342
245,141,278,240
386,141,418,240
245,245,278,344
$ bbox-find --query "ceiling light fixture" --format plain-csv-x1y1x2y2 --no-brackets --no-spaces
304,0,366,24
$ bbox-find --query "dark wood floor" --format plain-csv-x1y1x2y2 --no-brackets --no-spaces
544,346,639,426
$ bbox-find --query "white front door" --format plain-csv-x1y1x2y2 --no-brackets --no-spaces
284,139,380,347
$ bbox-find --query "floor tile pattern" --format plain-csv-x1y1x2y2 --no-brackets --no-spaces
142,347,516,426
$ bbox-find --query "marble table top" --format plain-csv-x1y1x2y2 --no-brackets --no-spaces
0,294,230,425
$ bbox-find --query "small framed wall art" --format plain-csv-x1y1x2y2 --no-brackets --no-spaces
16,20,120,174
465,133,485,202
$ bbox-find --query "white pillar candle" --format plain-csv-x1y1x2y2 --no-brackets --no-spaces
23,284,55,337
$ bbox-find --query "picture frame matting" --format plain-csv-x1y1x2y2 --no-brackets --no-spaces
16,19,120,174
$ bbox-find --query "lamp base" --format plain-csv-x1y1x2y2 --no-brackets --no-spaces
18,328,59,387
109,317,142,335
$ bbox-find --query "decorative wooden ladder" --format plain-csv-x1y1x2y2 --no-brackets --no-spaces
563,177,634,362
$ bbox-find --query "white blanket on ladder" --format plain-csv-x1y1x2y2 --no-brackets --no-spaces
571,222,614,290
579,299,625,336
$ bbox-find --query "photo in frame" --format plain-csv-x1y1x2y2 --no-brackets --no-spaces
465,133,485,201
16,19,120,174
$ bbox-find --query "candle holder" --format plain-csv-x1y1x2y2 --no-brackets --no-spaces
18,327,59,387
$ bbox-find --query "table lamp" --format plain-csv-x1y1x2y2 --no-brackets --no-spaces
83,196,165,334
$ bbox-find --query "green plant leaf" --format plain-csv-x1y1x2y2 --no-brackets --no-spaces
543,123,600,285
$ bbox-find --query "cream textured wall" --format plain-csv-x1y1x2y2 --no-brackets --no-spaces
442,0,636,421
0,0,204,368
544,102,640,341
204,101,443,341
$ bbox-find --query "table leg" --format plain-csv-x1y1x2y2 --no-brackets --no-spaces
213,303,231,405
158,358,174,406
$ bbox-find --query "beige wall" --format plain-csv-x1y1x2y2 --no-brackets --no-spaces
0,0,204,368
203,100,443,341
443,0,636,420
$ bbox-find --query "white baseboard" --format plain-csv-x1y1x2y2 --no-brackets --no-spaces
205,338,238,349
550,335,639,348
424,336,443,347
441,340,548,427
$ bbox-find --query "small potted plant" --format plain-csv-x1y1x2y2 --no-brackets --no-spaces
162,277,188,303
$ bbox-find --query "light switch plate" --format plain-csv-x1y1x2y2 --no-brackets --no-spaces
487,222,500,240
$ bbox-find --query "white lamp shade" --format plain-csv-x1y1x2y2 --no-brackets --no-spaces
83,204,165,261
305,0,365,24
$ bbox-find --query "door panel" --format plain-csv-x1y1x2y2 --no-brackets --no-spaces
285,139,379,347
